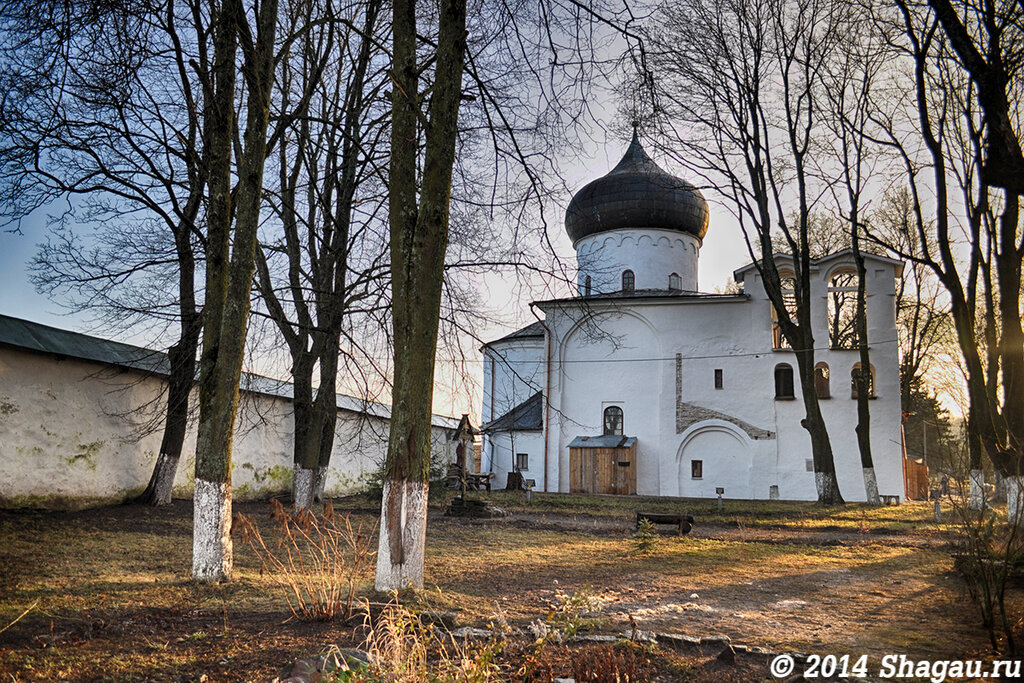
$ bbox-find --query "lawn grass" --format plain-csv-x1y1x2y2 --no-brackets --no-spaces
336,489,955,532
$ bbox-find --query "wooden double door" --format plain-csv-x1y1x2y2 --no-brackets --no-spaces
569,445,637,495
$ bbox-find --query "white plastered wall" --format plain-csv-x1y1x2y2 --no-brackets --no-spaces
575,229,701,294
0,346,456,508
535,252,904,502
485,431,544,490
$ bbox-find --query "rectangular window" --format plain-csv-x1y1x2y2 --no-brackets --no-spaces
714,368,723,389
691,460,703,479
805,459,814,472
516,453,529,471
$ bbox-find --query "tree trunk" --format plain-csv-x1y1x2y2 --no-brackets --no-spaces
192,0,238,583
970,468,986,510
1007,476,1024,528
291,355,319,510
968,421,985,510
794,342,844,505
852,236,879,505
375,0,467,592
135,316,201,506
313,343,340,503
192,0,278,582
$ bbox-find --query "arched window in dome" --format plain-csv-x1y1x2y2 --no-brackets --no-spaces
603,406,624,435
622,270,635,292
669,272,681,290
774,364,795,399
584,275,592,297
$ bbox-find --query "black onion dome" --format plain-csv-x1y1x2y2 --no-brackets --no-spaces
565,133,709,244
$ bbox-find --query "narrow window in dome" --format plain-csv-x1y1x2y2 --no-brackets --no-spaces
669,273,681,290
584,275,592,296
622,270,635,292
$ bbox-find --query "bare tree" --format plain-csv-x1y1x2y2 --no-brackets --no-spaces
192,0,280,582
819,8,884,504
647,0,848,503
254,0,389,510
0,0,210,506
870,0,1023,513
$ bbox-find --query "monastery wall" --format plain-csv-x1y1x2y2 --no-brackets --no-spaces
0,345,456,508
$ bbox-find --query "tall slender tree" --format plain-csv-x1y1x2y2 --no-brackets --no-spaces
255,0,390,510
192,0,279,582
374,0,468,590
648,0,848,503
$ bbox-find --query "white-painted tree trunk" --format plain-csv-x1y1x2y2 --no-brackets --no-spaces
1007,477,1024,528
313,465,329,504
192,479,233,582
293,465,316,511
150,451,179,505
970,468,985,510
862,467,881,505
374,479,428,591
994,472,1008,503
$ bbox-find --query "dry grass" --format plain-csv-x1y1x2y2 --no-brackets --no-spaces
0,495,1004,681
235,500,376,622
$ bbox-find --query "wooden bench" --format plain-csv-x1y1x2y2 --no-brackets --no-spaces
470,472,493,491
446,470,494,491
636,511,694,536
879,495,900,506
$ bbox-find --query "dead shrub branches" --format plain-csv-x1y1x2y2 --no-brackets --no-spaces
235,500,376,621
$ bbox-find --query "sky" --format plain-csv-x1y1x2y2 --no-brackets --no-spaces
0,132,753,420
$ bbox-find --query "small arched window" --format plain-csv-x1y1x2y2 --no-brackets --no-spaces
603,406,624,435
814,363,830,399
622,270,635,292
669,272,681,290
774,364,795,399
851,363,876,399
584,275,592,297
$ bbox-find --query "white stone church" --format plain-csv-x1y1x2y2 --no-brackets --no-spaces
480,135,906,502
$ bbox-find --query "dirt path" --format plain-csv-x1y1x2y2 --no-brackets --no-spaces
426,509,982,661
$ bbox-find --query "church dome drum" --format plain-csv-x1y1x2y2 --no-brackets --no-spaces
565,133,710,245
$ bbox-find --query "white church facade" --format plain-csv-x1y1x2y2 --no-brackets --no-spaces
481,135,906,502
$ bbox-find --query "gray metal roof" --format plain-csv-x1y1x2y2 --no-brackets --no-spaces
568,435,637,448
0,313,460,430
533,290,748,307
565,133,709,244
0,313,170,375
482,391,543,432
483,321,545,348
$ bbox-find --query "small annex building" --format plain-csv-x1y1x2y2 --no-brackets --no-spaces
0,314,461,508
481,134,905,502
